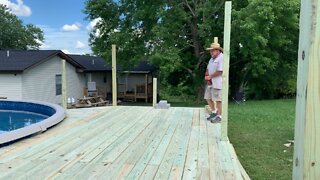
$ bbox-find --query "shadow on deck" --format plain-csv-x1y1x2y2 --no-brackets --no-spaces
0,106,250,179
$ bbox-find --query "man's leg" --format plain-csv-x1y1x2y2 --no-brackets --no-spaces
216,101,222,115
206,99,217,120
206,99,215,112
206,87,218,120
204,86,216,113
211,89,222,123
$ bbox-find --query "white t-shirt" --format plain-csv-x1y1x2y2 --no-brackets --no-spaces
207,53,223,89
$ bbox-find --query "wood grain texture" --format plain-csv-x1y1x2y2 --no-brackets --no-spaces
0,106,249,179
221,1,232,141
293,0,320,179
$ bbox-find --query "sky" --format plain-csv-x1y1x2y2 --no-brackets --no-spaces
0,0,96,54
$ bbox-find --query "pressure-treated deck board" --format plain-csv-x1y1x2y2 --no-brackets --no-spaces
182,108,200,180
154,108,193,179
56,108,161,180
34,107,147,178
0,107,116,177
169,108,193,179
95,109,164,179
97,108,177,179
0,106,249,180
195,108,210,180
125,109,177,179
0,106,119,162
207,120,223,179
51,107,159,179
0,107,130,178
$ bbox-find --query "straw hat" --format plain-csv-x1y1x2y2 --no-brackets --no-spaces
206,37,223,52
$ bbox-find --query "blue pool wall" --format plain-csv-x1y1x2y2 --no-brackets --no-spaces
0,99,65,145
0,101,56,116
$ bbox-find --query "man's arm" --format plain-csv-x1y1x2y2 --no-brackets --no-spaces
205,71,223,80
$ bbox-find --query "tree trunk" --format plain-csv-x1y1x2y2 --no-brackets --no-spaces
190,16,200,59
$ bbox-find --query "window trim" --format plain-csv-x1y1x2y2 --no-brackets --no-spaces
55,74,62,96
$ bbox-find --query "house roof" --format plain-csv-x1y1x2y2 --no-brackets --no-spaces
123,61,156,73
70,55,156,73
0,50,156,73
69,55,112,72
0,50,84,72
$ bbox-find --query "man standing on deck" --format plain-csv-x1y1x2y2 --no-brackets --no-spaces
204,37,223,123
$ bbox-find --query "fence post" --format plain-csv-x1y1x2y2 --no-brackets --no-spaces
112,44,117,106
293,0,320,179
221,1,232,141
62,59,67,109
153,78,157,107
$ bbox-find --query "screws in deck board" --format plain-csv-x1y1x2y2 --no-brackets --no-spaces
302,51,305,60
311,162,315,166
295,158,299,166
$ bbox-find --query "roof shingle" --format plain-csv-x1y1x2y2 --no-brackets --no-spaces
0,50,156,73
0,50,83,72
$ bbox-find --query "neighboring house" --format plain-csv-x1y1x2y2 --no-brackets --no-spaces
0,50,85,105
71,55,157,102
0,50,157,105
69,55,112,99
118,61,156,102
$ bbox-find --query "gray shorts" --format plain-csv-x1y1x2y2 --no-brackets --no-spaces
204,86,222,101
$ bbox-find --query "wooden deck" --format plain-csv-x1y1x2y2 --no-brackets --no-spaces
0,106,250,179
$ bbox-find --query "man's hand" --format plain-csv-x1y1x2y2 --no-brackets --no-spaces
205,75,211,80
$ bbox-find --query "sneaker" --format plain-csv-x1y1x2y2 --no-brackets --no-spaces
207,113,217,120
211,116,222,123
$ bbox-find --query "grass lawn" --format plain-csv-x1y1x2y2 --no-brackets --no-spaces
161,97,295,179
228,99,295,180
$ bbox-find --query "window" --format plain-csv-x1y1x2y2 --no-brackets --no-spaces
104,74,107,83
56,74,62,95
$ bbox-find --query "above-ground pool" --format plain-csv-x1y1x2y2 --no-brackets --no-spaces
0,99,65,144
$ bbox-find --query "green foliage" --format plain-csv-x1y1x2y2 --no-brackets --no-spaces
231,0,299,99
0,5,43,50
84,0,299,99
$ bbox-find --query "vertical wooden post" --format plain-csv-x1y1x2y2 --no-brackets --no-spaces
88,73,92,82
112,44,117,106
61,59,67,109
153,78,157,107
293,0,320,179
221,1,232,141
145,74,148,103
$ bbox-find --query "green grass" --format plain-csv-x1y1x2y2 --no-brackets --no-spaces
123,97,296,179
228,99,295,180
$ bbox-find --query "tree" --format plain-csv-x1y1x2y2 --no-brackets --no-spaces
85,0,225,97
231,0,299,99
84,0,299,99
0,5,43,50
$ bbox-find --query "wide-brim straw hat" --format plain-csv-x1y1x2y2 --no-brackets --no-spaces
206,37,223,52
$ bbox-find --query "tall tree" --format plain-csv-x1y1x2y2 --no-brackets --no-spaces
84,0,299,99
85,0,225,97
231,0,299,99
0,5,43,50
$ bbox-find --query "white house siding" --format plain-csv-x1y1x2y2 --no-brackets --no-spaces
66,62,86,101
106,72,112,93
0,73,22,99
22,57,84,105
90,72,109,98
124,74,152,92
